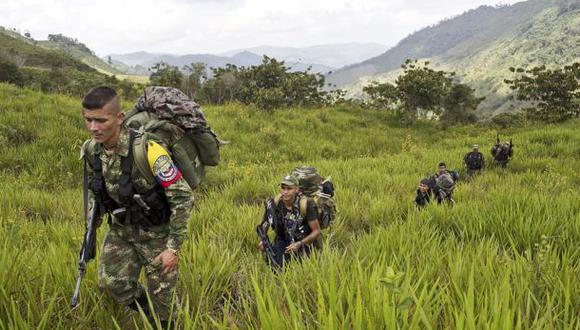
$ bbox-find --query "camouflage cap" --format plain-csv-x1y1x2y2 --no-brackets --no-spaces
280,175,299,187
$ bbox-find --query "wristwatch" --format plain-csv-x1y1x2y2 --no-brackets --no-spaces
168,247,180,256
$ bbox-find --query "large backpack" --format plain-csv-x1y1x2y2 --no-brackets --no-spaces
436,172,455,193
124,86,223,190
291,166,337,229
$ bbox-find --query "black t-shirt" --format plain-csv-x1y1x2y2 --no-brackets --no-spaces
277,197,318,239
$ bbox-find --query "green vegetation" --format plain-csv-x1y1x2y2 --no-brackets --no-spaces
1,83,580,328
364,60,482,125
0,29,143,99
37,34,124,76
333,0,580,116
505,62,580,122
148,56,345,110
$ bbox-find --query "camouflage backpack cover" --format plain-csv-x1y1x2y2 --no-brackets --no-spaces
124,86,222,189
291,166,337,229
435,172,455,193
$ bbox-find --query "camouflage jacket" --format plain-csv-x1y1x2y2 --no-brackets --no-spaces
81,127,194,251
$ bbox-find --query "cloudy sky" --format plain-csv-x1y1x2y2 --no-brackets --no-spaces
1,0,522,55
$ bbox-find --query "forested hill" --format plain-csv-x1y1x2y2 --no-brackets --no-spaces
0,28,142,98
327,0,580,115
0,27,122,75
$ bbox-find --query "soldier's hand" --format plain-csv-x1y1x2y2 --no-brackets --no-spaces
258,241,264,252
154,249,179,276
285,241,303,253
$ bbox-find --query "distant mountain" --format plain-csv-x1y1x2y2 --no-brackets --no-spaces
108,50,334,74
327,0,580,116
220,43,388,69
108,51,256,74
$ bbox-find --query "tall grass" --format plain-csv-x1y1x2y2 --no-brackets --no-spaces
0,83,579,328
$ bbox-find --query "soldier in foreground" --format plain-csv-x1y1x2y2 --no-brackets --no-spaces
464,144,485,178
80,87,194,328
257,175,321,269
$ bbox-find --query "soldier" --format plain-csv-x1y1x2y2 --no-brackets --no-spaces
491,137,513,168
433,162,456,205
415,178,432,208
463,144,485,178
257,175,321,268
81,86,194,328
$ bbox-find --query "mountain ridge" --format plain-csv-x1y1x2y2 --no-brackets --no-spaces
327,0,579,116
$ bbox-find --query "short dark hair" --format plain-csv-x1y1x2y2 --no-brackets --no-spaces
82,86,118,110
438,162,446,167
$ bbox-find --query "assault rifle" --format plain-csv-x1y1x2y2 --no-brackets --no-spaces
256,224,278,269
72,202,103,307
256,198,279,268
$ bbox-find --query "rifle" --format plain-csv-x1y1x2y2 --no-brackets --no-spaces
256,224,278,269
71,202,103,307
72,158,104,308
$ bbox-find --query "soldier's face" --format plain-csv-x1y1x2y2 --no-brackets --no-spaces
438,166,447,175
280,185,299,202
83,98,124,147
419,183,429,193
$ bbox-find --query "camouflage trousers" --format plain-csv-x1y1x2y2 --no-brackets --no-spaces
98,223,179,321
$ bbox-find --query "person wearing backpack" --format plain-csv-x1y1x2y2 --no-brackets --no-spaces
291,166,336,230
491,136,514,168
257,175,321,268
433,162,456,205
80,86,194,327
463,144,485,178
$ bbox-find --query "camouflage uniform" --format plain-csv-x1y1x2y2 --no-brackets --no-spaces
82,127,194,321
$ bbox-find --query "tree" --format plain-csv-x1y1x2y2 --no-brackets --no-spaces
440,83,483,125
182,62,207,99
149,62,183,89
0,59,23,85
362,81,399,109
199,56,331,110
504,62,579,122
396,59,454,122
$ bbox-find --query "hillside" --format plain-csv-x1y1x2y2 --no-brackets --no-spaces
0,27,124,76
37,34,124,75
327,0,580,116
1,83,580,328
0,29,143,97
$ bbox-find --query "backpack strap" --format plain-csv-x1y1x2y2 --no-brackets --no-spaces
299,196,308,218
132,132,156,186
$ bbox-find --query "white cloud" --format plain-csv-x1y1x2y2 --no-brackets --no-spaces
0,0,523,55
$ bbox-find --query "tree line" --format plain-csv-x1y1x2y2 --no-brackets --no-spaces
0,51,578,124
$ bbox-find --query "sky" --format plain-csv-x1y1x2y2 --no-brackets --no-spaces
0,0,523,56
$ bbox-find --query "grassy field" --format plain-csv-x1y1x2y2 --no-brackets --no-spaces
0,82,579,329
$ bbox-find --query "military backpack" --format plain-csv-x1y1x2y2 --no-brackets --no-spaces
290,166,337,229
124,86,223,189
